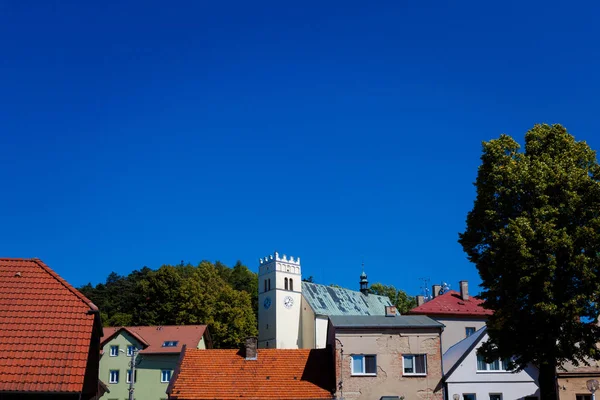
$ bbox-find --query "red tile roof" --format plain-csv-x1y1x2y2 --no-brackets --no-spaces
408,290,493,317
102,325,209,354
0,258,99,394
168,348,334,400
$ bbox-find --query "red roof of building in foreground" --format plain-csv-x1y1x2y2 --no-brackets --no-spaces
408,290,493,317
0,258,100,394
168,348,334,400
102,325,210,354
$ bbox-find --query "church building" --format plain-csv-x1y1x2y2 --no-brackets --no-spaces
258,252,394,349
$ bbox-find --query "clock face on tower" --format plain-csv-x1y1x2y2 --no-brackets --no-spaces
263,297,272,309
283,295,294,309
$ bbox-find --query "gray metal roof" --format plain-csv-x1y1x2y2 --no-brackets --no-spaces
301,282,393,316
328,315,444,328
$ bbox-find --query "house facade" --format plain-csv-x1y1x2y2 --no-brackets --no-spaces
408,281,491,353
167,337,335,400
258,252,393,349
444,327,539,400
0,258,103,400
100,325,210,400
328,314,445,400
556,357,600,400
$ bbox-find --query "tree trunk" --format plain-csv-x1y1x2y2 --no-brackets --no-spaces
538,360,558,400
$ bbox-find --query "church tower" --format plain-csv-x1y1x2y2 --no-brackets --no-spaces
257,252,302,349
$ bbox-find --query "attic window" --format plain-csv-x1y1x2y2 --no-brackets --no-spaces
162,341,179,347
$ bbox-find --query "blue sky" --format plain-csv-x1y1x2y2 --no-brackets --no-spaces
1,1,599,297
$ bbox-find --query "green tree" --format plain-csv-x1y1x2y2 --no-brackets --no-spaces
177,262,257,348
369,283,416,314
459,124,600,399
135,265,184,325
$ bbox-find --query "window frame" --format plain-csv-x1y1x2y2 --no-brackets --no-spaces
463,394,476,400
476,354,511,372
162,341,179,347
109,370,119,384
489,394,502,400
126,345,136,356
161,369,173,383
402,354,427,376
126,369,137,383
465,327,476,337
350,354,377,376
109,345,119,357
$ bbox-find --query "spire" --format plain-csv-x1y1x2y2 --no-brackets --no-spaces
359,262,369,295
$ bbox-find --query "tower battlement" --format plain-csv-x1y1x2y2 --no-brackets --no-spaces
259,251,300,265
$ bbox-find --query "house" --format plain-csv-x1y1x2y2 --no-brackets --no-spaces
556,357,600,400
327,313,445,400
166,337,335,400
258,252,394,349
0,258,103,400
99,325,211,400
408,281,492,353
443,327,539,400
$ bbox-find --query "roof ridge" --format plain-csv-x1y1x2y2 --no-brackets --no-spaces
30,258,98,312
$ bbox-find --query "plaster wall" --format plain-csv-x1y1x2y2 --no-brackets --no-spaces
315,316,328,349
435,317,487,354
333,329,443,400
447,382,540,400
557,376,600,400
301,296,316,349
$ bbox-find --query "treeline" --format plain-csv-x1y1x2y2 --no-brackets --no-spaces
79,260,258,349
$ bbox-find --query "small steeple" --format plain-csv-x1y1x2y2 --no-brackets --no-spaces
359,262,369,295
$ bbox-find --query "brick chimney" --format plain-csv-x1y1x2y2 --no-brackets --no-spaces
245,337,257,360
459,281,469,301
416,295,424,306
432,285,441,298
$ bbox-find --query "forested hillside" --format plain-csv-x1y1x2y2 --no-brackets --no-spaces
79,260,258,348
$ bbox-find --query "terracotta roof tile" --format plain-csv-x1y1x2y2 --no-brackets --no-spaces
102,325,209,354
168,348,334,400
0,258,97,394
408,290,493,317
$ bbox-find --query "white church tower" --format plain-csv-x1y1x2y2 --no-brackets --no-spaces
257,252,302,349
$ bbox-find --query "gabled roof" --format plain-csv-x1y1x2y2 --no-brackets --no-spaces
0,258,99,394
329,315,444,329
442,326,487,378
102,325,209,354
408,290,492,317
168,348,334,400
302,282,392,316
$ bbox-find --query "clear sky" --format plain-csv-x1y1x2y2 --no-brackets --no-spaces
1,1,599,297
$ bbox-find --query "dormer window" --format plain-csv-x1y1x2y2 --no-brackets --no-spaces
162,341,179,347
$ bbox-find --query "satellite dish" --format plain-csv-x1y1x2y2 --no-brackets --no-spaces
587,379,600,392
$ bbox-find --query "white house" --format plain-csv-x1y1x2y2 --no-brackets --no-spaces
257,252,393,349
444,327,539,400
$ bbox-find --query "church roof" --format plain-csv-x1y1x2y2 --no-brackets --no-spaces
301,282,392,316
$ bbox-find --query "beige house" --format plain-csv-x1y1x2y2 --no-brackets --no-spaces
408,281,491,353
327,313,444,400
556,358,600,400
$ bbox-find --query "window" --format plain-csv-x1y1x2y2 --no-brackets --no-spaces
463,395,476,400
126,345,136,356
109,370,119,383
127,369,137,383
489,394,502,400
264,279,267,292
477,354,511,371
351,354,376,375
109,345,119,357
268,278,271,291
576,396,592,400
162,341,179,347
403,354,427,375
290,278,294,291
285,277,289,290
161,369,173,383
465,327,476,337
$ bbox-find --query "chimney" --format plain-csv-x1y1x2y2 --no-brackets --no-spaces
460,281,469,301
432,285,441,298
416,295,424,307
245,337,257,360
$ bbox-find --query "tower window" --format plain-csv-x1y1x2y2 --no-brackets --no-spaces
285,278,289,290
290,279,294,291
268,279,271,291
264,279,267,293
